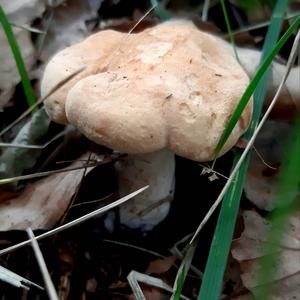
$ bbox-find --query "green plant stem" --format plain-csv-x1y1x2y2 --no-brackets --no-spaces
150,0,172,20
213,14,300,163
220,0,242,65
198,1,290,299
197,153,249,300
0,5,36,107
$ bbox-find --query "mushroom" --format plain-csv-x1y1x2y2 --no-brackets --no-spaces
41,30,123,124
41,20,252,230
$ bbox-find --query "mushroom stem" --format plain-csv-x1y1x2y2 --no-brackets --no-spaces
115,149,175,230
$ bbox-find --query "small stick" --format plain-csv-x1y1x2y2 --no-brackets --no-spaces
0,186,148,256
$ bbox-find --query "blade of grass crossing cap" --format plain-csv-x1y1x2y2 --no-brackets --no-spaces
198,1,290,299
213,13,300,163
0,5,36,107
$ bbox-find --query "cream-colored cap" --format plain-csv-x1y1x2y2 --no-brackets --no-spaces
43,21,252,161
40,30,123,124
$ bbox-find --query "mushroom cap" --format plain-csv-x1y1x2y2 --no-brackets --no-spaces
40,30,123,124
43,21,252,161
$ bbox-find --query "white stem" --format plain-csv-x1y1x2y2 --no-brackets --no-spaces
116,149,175,230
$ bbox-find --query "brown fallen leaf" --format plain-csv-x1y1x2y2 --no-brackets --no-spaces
0,190,19,203
231,210,300,300
231,294,253,300
0,153,94,230
128,286,169,300
40,0,103,62
146,256,177,275
0,27,35,109
245,120,291,211
0,0,45,109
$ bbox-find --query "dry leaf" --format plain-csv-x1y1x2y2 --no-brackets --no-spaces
1,0,45,25
245,120,291,211
231,294,253,300
40,0,103,61
0,153,94,230
0,0,45,109
146,256,177,275
0,27,35,109
128,287,168,300
231,210,300,300
0,108,50,189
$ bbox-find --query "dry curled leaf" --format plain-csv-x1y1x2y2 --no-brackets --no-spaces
231,210,300,300
0,153,94,230
40,0,103,61
146,256,177,275
128,287,169,300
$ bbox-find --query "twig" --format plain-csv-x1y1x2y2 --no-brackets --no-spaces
0,186,148,256
201,0,211,21
71,193,113,208
103,239,164,259
0,67,84,137
0,265,43,290
253,145,277,170
0,163,96,185
0,128,70,149
128,270,190,300
106,3,157,68
26,228,58,300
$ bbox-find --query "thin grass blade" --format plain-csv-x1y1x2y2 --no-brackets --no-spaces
198,1,290,299
201,0,211,22
220,0,241,65
150,0,172,20
26,228,58,300
0,67,84,137
127,271,191,300
213,14,300,163
197,154,248,300
171,240,198,300
0,265,43,290
0,5,35,107
191,26,299,246
0,186,148,256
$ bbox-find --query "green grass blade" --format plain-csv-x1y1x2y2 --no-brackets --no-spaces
251,0,291,123
197,153,249,300
213,14,300,162
0,5,36,107
198,1,289,299
255,115,300,299
172,1,291,298
171,240,198,300
150,0,172,20
220,0,241,65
